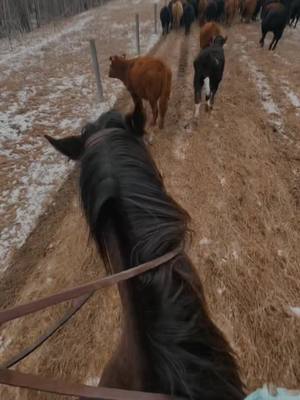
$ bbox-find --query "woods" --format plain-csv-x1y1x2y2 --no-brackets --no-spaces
0,0,107,39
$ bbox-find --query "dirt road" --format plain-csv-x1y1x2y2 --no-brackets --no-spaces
1,12,300,400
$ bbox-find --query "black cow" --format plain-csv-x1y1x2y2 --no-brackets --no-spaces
193,35,227,117
290,0,300,27
206,0,225,21
260,0,291,50
182,3,195,34
160,5,172,34
188,0,199,17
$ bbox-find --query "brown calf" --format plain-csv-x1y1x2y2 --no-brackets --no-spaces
240,0,258,21
198,0,208,24
109,55,172,129
225,0,239,23
200,21,222,48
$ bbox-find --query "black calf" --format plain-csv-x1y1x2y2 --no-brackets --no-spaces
290,0,300,27
206,0,225,21
193,35,227,116
182,3,195,34
188,0,199,17
160,6,172,35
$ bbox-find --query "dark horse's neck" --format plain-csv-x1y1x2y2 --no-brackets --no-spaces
78,123,245,399
99,214,244,400
98,216,151,391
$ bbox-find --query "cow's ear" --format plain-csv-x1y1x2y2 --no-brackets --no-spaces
45,135,83,160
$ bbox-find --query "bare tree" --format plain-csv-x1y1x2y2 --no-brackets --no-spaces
0,0,109,39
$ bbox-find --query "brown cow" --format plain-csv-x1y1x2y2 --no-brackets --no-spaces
172,0,184,28
200,21,222,48
224,0,238,23
198,0,208,24
240,0,258,21
109,55,172,129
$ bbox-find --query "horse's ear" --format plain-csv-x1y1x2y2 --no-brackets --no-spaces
45,135,83,160
122,53,126,59
109,56,113,62
223,35,228,44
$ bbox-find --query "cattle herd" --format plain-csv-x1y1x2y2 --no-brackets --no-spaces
107,0,299,132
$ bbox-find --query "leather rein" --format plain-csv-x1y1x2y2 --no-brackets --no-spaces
0,248,182,399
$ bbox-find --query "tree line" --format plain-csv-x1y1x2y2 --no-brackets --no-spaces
0,0,107,39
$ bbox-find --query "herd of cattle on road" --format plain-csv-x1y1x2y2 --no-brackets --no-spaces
105,0,299,133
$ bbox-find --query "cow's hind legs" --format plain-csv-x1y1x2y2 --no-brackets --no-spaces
150,100,159,126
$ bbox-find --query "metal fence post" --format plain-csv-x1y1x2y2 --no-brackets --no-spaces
154,3,158,34
89,39,104,102
135,13,140,55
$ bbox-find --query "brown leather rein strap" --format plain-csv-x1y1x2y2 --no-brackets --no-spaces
0,368,181,400
0,248,181,325
0,249,182,400
0,293,92,369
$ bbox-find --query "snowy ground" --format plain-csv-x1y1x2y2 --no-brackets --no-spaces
0,0,163,271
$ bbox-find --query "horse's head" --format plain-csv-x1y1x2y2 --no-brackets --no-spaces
213,34,227,47
109,54,127,79
45,103,146,160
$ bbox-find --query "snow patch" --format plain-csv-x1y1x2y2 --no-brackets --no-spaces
173,132,188,161
200,237,212,246
0,5,159,271
219,176,226,186
85,376,100,386
0,13,94,77
217,287,225,295
240,47,286,137
289,307,300,318
0,145,72,271
281,80,300,114
0,335,12,353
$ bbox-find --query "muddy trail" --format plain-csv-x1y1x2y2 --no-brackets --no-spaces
1,21,300,399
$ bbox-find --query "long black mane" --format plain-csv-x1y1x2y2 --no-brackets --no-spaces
79,109,245,400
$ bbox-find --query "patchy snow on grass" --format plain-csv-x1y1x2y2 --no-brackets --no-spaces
85,376,100,386
0,107,36,144
289,307,300,318
173,131,189,161
281,80,300,115
0,95,116,271
145,32,160,52
0,12,94,77
240,46,286,136
0,2,160,272
0,141,72,272
200,238,212,246
0,335,12,353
